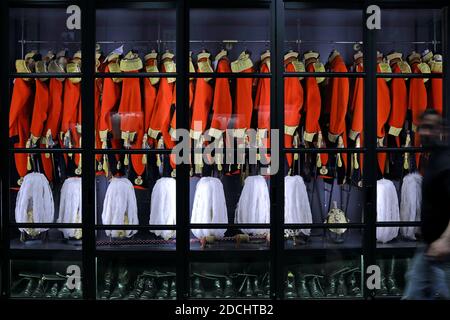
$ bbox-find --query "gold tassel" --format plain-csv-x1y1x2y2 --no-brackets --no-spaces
27,155,32,171
124,154,129,166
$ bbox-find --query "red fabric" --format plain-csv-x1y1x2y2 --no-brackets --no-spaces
234,66,254,130
377,64,392,174
327,56,349,139
284,61,304,169
99,64,122,134
30,80,49,139
9,79,34,178
304,63,322,136
190,58,214,133
388,63,408,147
143,58,158,139
210,58,232,131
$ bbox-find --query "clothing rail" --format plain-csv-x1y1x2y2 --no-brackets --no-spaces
18,39,442,44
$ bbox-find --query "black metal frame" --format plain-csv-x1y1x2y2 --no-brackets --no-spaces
0,0,449,301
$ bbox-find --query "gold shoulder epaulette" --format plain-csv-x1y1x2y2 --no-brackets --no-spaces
108,62,122,83
231,56,253,73
379,62,392,82
198,60,213,82
430,61,442,73
35,61,48,82
398,61,411,74
145,64,160,85
313,62,326,84
418,62,431,83
15,60,31,81
120,57,143,72
163,60,176,83
292,59,305,80
67,62,81,83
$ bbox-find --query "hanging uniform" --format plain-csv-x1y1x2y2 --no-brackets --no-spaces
149,51,176,174
209,50,232,171
387,52,410,145
118,51,146,186
284,51,304,172
349,51,364,183
429,54,443,114
61,51,82,176
408,51,430,169
303,51,328,176
326,50,349,181
98,50,123,174
376,52,392,175
10,56,35,185
95,49,105,173
231,50,254,165
142,51,159,149
41,54,67,183
190,51,214,174
254,50,271,165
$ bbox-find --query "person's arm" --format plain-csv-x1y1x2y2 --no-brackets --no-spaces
427,169,450,258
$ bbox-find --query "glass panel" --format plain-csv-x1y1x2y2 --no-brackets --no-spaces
190,9,270,68
285,9,363,61
283,152,364,248
283,255,363,299
95,156,176,251
374,253,413,298
9,152,82,248
284,228,363,250
97,258,176,300
190,262,270,299
10,259,83,299
189,174,271,251
9,8,82,151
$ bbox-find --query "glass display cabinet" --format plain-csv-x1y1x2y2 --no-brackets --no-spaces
0,0,448,301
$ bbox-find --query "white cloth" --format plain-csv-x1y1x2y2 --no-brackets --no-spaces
15,172,54,235
376,178,400,243
58,177,82,239
285,175,312,236
149,177,176,240
101,177,139,238
235,175,270,235
191,177,228,238
400,173,422,240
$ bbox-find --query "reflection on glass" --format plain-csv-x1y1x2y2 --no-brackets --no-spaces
11,260,82,299
284,256,362,299
375,255,411,297
190,262,269,299
97,259,176,300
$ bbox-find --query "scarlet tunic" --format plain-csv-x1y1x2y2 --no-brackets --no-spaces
326,55,349,171
9,78,34,180
284,60,304,169
304,63,322,140
190,57,214,137
233,63,254,133
210,57,232,133
376,63,392,174
143,58,159,145
388,63,408,143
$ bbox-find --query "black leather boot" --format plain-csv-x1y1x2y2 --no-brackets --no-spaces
140,278,156,300
309,277,324,298
212,279,223,298
326,275,337,297
128,275,145,299
110,268,130,300
21,278,37,297
169,279,177,299
100,266,115,299
297,274,310,298
71,283,83,299
387,257,401,296
46,283,59,298
347,272,361,297
336,274,347,297
31,278,45,298
253,278,264,297
284,272,297,299
223,278,236,298
263,274,270,298
191,277,204,298
57,284,72,299
242,277,254,297
156,280,170,299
